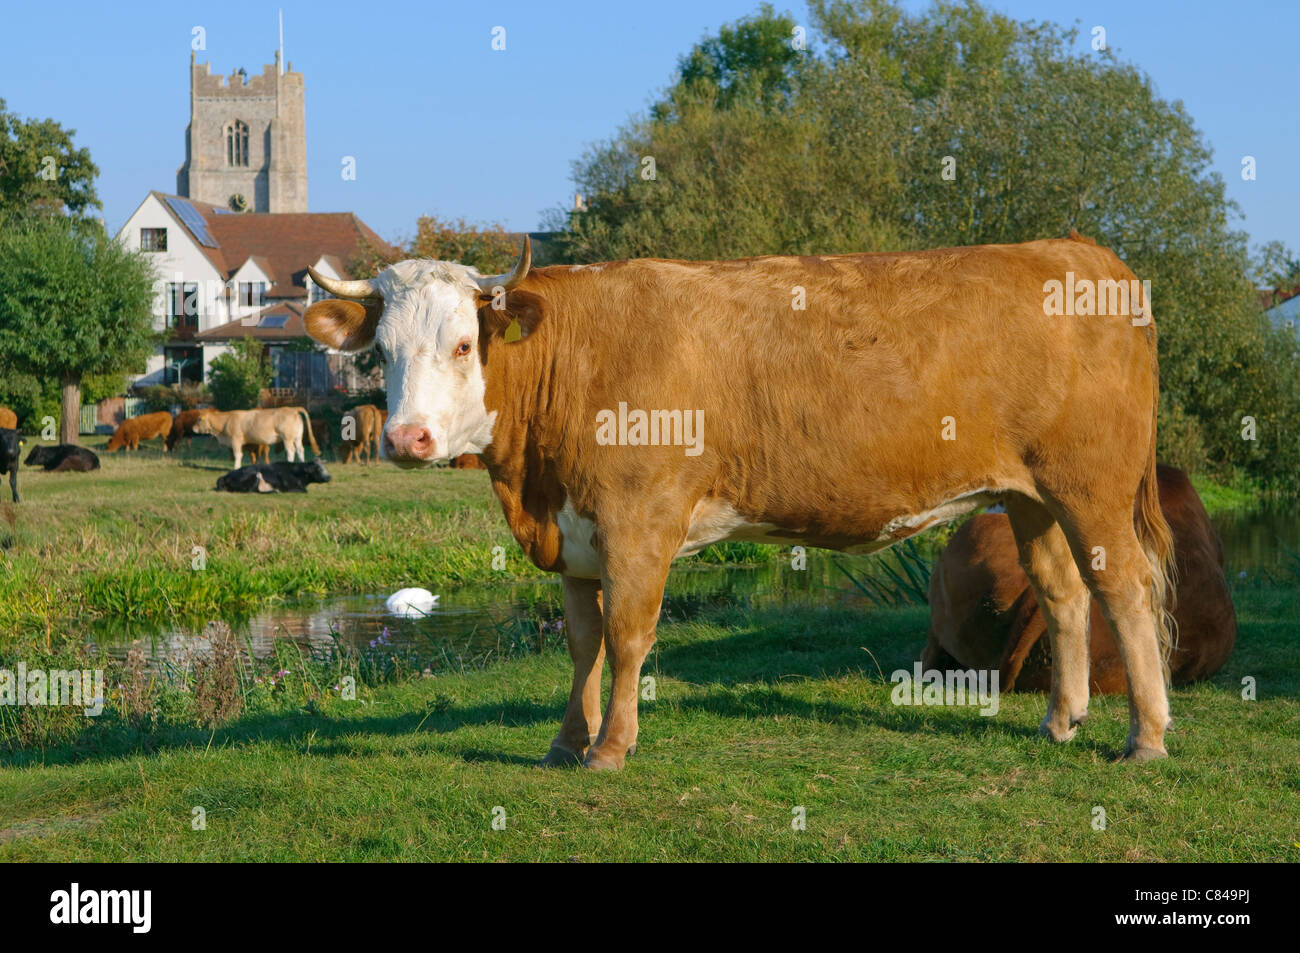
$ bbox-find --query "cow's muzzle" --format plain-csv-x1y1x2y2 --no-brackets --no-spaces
384,424,437,466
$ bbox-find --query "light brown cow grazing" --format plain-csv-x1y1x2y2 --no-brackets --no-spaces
169,408,271,460
307,233,1175,769
924,465,1236,693
192,407,319,468
340,404,385,464
0,407,17,430
106,411,173,452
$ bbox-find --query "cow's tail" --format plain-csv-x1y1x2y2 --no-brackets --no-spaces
1135,302,1177,683
297,408,320,455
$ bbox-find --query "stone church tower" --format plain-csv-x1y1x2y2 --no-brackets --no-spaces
176,51,307,213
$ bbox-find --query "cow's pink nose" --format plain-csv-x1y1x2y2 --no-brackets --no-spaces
384,425,436,462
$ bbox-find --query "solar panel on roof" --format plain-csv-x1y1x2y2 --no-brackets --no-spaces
261,315,289,328
164,196,219,248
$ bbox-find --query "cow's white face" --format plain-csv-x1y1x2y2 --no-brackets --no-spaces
369,262,496,467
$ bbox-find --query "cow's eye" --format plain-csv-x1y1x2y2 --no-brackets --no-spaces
374,344,386,364
454,341,471,357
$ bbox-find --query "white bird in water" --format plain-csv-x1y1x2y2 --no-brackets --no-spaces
385,588,439,617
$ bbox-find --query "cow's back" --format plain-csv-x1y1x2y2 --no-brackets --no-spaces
525,238,1156,540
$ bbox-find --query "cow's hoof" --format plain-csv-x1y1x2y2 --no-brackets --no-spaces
537,745,584,768
582,749,626,771
1123,744,1168,763
1039,717,1077,743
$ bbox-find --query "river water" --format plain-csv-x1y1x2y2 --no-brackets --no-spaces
87,507,1298,670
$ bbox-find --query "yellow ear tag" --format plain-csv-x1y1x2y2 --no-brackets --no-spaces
504,318,522,343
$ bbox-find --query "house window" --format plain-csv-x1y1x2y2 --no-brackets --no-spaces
225,119,250,167
140,228,168,252
163,346,203,384
166,282,199,329
309,280,333,304
239,282,266,307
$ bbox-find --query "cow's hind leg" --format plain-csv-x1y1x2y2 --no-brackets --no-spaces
1059,510,1171,760
1005,497,1092,742
540,575,606,767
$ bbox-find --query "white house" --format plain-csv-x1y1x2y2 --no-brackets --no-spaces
115,190,390,393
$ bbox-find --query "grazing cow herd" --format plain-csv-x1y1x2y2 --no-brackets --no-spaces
0,400,422,500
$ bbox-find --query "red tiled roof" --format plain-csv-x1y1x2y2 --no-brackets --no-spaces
195,300,309,341
152,191,394,295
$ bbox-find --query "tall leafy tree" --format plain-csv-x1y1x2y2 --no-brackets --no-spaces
560,0,1298,487
0,216,156,443
0,98,99,216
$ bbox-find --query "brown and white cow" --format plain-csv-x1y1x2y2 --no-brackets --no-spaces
106,411,173,452
924,465,1235,692
306,233,1175,769
192,407,319,469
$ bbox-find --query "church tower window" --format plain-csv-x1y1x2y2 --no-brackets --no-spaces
225,119,250,167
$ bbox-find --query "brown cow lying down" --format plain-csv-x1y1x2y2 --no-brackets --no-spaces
340,404,385,464
923,465,1235,692
449,453,486,469
192,407,319,469
106,411,173,452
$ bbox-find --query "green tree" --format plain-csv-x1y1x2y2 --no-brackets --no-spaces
0,98,99,216
561,0,1299,488
0,215,156,443
207,338,273,411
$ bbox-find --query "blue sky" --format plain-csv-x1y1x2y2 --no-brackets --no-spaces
1,0,1295,255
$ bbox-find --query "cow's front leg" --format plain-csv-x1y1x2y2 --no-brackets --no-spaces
232,440,244,469
584,540,673,771
8,467,18,503
539,575,605,767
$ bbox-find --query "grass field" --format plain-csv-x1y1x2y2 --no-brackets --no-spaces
1,440,1296,861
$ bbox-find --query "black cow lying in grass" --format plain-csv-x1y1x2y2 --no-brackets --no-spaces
25,444,101,472
0,428,20,502
216,460,332,493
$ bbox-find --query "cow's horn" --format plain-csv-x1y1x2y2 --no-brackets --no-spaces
474,236,531,294
307,267,379,300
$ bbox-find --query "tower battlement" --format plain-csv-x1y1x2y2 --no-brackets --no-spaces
177,51,308,213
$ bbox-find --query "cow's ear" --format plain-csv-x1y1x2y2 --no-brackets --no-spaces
476,289,547,343
305,299,381,351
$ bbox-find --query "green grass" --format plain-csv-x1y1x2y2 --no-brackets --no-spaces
0,440,1295,861
1190,474,1258,514
1,587,1297,861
